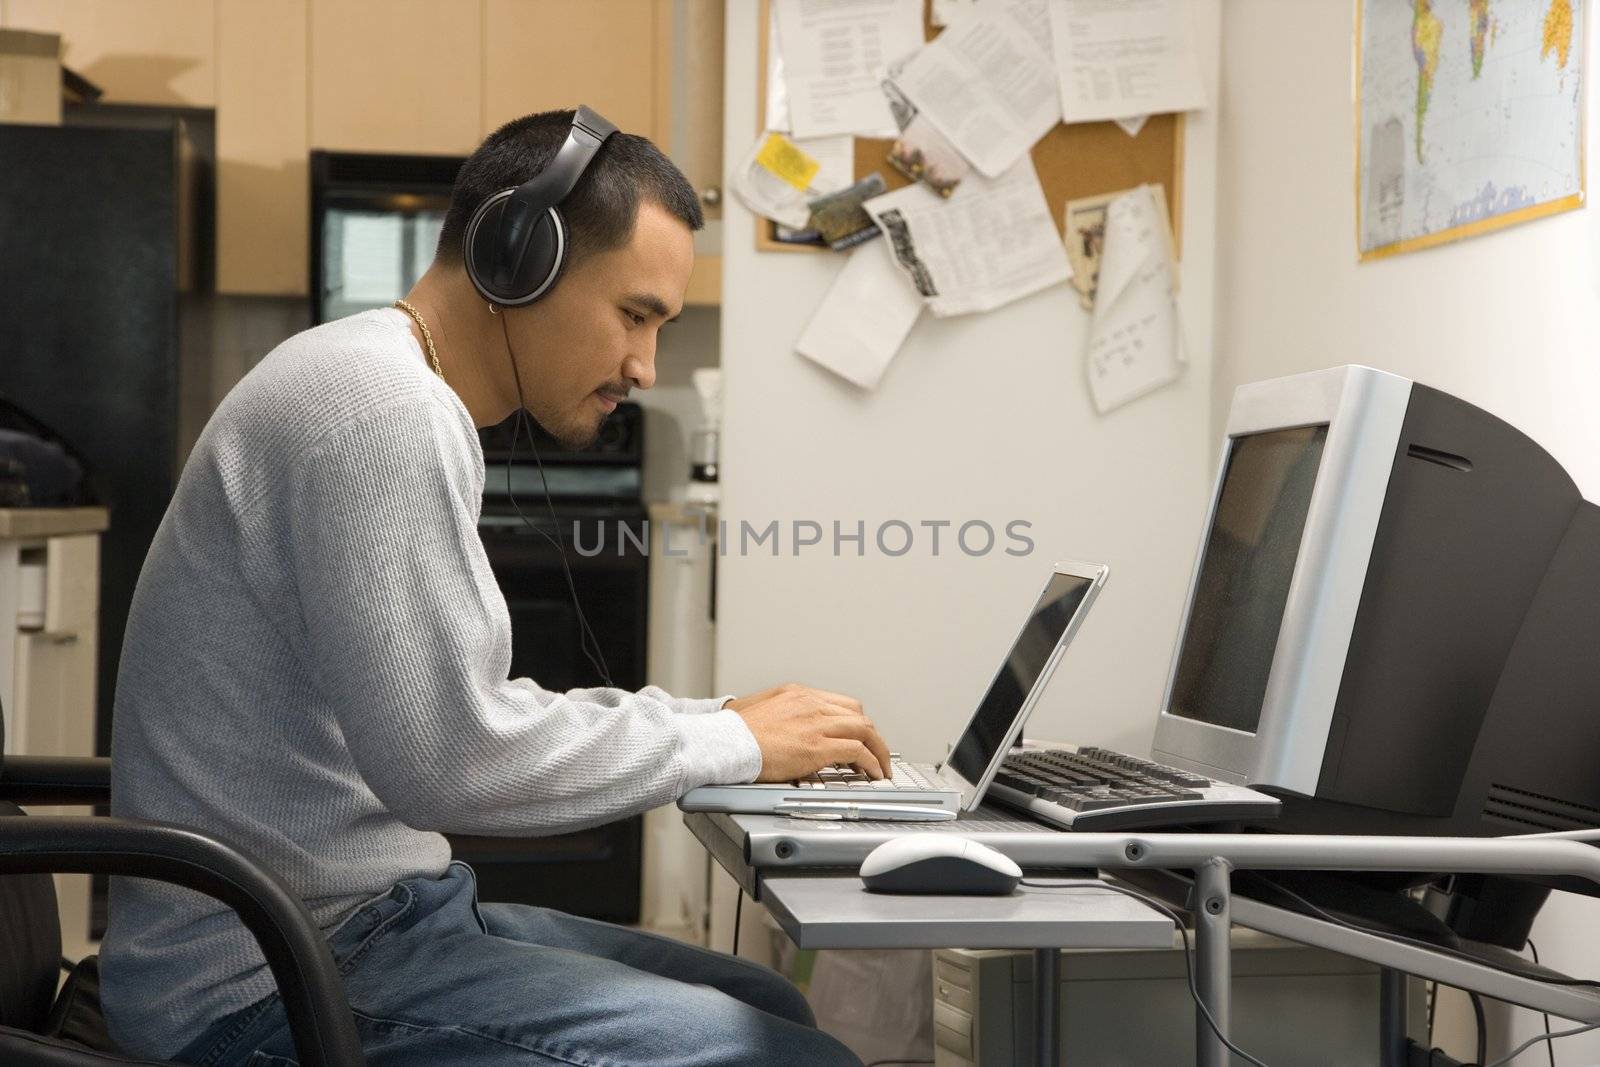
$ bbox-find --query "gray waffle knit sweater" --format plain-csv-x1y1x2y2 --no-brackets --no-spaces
99,308,762,1059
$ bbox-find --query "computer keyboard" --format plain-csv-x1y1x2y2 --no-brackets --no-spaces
792,757,938,791
987,744,1281,831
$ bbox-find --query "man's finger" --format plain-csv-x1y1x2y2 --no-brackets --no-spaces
863,728,892,781
822,717,894,780
817,710,890,775
824,739,883,780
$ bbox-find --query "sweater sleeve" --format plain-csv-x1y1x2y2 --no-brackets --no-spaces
282,395,763,835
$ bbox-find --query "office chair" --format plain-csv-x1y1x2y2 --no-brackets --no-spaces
0,694,366,1066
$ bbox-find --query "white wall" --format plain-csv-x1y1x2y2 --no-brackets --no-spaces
715,1,1222,763
1216,0,1600,1060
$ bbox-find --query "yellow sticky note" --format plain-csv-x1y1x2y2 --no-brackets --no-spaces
755,133,821,192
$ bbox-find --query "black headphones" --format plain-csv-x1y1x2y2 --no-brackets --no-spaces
463,105,619,307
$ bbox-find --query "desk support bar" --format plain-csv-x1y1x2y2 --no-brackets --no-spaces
1194,859,1233,1067
1082,833,1600,1066
1034,947,1059,1067
1379,969,1408,1067
1077,833,1600,884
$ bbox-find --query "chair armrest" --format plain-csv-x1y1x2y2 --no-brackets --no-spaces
0,756,112,805
0,816,365,1067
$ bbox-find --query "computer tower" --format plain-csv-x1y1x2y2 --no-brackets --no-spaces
933,936,1386,1065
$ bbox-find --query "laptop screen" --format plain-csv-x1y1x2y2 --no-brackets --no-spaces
944,570,1098,789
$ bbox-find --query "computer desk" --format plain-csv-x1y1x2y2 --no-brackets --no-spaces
687,807,1172,1067
685,809,1600,1067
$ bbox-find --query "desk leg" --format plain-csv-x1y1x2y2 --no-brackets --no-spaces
1378,968,1407,1067
1194,859,1233,1067
1034,947,1060,1067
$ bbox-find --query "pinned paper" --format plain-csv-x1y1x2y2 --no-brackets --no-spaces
1115,114,1150,137
797,241,925,390
732,132,852,230
1086,185,1184,413
765,4,792,132
805,134,857,193
882,50,971,198
808,173,888,250
774,0,923,139
756,133,822,191
1049,0,1206,125
930,0,981,26
892,0,1061,178
1064,183,1171,310
864,158,1070,316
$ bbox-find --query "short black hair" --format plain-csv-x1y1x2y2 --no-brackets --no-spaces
437,109,703,268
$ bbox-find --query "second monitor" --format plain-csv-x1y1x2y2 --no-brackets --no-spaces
1152,365,1600,861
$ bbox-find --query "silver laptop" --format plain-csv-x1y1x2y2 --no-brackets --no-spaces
678,560,1109,821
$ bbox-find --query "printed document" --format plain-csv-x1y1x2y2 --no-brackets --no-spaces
765,4,791,131
1063,182,1171,310
1086,185,1184,413
774,0,924,138
930,0,980,27
864,157,1070,317
892,0,1061,178
1048,0,1205,124
796,241,925,390
882,49,971,197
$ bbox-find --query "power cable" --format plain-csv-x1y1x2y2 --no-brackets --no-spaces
1021,878,1272,1067
1526,939,1557,1067
1470,989,1487,1066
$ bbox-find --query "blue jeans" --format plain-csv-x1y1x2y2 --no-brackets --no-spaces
175,863,860,1067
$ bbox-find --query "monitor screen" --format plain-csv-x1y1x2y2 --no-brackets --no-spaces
946,571,1096,784
1167,425,1328,733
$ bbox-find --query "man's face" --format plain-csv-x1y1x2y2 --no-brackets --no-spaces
502,200,694,448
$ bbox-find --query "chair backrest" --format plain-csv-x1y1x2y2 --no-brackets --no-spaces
0,692,68,1035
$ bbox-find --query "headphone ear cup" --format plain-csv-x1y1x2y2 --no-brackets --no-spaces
464,191,568,305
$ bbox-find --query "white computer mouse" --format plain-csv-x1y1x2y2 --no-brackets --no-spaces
859,835,1022,895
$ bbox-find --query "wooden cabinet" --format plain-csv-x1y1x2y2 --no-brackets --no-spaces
4,0,216,106
484,0,660,140
655,0,724,218
309,0,483,155
216,0,309,296
1,0,724,300
657,0,724,303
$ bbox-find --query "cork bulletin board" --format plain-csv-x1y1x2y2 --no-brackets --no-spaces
754,0,1185,255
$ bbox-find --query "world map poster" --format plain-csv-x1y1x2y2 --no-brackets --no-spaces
1357,0,1585,259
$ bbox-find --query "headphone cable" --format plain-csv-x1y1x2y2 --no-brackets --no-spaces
500,316,615,689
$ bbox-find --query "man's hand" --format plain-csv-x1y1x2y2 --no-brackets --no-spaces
727,683,892,783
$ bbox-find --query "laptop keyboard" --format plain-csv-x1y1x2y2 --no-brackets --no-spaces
988,745,1280,831
792,757,938,791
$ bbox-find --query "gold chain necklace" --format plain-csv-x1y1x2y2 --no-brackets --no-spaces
393,299,444,379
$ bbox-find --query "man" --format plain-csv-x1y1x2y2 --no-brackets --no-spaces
99,110,887,1067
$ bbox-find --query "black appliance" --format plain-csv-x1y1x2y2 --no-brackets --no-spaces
448,404,651,924
309,150,463,324
0,119,206,761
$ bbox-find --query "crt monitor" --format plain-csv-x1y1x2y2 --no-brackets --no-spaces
1151,365,1600,865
